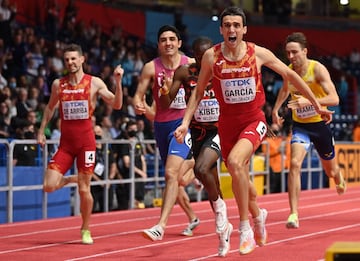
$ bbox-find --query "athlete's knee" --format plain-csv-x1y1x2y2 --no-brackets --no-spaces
194,161,208,177
43,182,57,193
226,157,247,175
290,157,302,171
43,170,63,193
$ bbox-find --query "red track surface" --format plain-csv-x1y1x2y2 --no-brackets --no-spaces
0,186,359,261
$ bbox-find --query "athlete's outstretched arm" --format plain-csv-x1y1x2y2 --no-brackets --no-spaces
256,45,333,119
272,81,290,126
174,48,213,143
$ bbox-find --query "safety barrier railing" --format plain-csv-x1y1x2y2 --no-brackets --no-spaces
0,138,165,223
0,138,326,223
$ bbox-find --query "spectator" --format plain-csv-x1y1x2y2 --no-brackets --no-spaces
98,115,113,140
113,120,147,209
13,120,38,166
45,0,60,41
91,125,118,212
15,87,31,119
27,43,44,71
8,31,28,78
0,0,17,48
48,46,64,78
27,86,40,111
0,100,10,138
49,116,60,156
337,74,349,114
261,123,288,193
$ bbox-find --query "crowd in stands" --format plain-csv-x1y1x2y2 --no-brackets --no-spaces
0,0,156,159
0,1,359,165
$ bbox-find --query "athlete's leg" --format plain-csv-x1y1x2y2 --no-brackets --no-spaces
43,148,78,192
179,158,195,186
177,185,197,221
247,162,260,218
158,154,183,228
227,138,257,254
43,169,78,192
288,143,307,215
194,146,221,201
321,157,346,194
226,138,253,222
78,173,93,231
321,158,339,180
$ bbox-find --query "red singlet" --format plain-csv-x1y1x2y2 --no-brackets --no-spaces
48,74,96,175
212,42,267,161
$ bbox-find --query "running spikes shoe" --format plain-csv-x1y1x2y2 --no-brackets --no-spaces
181,218,200,236
218,222,233,257
239,228,256,255
336,173,346,195
81,229,93,244
286,213,299,229
143,224,164,241
254,208,268,246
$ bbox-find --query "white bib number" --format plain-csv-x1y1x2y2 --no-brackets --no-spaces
220,77,256,104
169,87,186,109
295,105,318,119
62,100,89,120
194,98,219,122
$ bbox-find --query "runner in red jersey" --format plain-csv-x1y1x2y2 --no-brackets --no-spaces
175,7,333,256
37,43,123,244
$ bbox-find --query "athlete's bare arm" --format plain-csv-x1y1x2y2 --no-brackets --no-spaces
37,79,60,147
312,62,339,106
159,65,189,109
133,61,154,115
144,100,156,121
272,81,290,126
174,48,213,143
255,45,332,117
94,65,124,110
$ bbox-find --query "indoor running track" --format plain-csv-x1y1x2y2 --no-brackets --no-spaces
0,186,359,261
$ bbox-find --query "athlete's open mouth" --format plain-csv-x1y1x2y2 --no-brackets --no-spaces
229,36,236,42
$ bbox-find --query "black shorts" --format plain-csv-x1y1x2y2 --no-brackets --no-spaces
191,126,221,160
292,121,335,160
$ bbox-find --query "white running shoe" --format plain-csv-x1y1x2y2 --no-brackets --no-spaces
143,225,164,241
181,218,200,236
218,222,233,257
254,208,268,246
239,228,256,255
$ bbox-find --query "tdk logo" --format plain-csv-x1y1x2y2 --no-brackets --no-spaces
225,78,251,87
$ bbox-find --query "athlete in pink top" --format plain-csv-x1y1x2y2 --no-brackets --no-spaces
133,25,200,241
175,6,333,256
37,43,123,245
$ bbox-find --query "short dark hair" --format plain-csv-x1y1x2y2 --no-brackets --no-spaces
157,25,181,42
63,43,83,55
191,36,213,51
219,6,247,26
126,120,137,130
286,32,307,49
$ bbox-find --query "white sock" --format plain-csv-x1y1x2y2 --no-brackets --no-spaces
239,220,251,231
254,209,263,223
212,196,225,212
